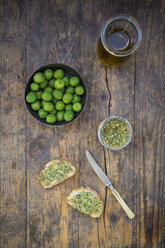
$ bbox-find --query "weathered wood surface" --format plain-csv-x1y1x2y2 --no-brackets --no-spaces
0,0,165,247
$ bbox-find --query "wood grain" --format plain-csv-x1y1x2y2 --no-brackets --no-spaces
132,1,165,247
0,0,27,247
0,0,165,247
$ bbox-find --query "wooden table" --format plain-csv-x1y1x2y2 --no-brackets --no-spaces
0,0,165,247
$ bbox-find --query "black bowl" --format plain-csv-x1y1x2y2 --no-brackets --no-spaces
25,64,88,126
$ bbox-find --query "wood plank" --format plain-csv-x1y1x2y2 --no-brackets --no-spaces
26,1,83,247
101,4,136,246
133,1,165,247
78,1,135,247
0,0,27,247
76,0,108,246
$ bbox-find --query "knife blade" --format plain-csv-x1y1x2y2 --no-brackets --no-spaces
86,150,114,190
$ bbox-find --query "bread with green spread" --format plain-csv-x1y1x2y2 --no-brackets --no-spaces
67,186,103,218
38,160,76,188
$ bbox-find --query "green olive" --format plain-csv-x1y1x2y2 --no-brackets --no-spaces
69,76,80,87
38,108,48,118
72,94,81,103
72,102,82,112
49,79,55,88
74,85,85,95
54,69,64,79
44,69,53,80
44,87,53,93
33,72,45,83
57,111,65,121
41,92,53,101
55,101,65,111
62,93,73,104
65,104,73,111
40,80,48,89
63,76,69,87
64,110,74,122
54,79,65,89
65,86,74,94
46,114,57,124
43,102,54,112
30,82,40,91
31,101,41,111
26,91,37,103
49,109,57,115
53,89,63,100
36,90,43,100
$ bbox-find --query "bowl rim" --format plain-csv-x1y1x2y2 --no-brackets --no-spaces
25,63,88,127
101,15,142,57
98,116,133,151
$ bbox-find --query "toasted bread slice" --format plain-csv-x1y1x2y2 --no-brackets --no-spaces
38,159,76,188
67,186,103,218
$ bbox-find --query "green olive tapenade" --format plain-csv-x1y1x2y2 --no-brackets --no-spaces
101,119,130,148
71,191,102,215
38,160,76,188
67,187,103,218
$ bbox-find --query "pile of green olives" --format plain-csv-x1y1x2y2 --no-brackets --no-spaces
26,68,85,124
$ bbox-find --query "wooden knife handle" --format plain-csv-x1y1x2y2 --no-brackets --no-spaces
111,188,135,219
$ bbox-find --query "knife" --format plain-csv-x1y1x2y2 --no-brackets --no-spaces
86,150,135,219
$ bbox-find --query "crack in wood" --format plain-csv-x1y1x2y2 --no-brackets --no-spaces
103,147,108,238
97,218,101,248
105,67,111,117
102,66,112,241
132,54,137,247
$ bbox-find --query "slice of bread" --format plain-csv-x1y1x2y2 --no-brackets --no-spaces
38,159,76,188
67,186,103,218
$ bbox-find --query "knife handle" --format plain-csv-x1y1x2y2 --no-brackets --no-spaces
111,188,135,219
